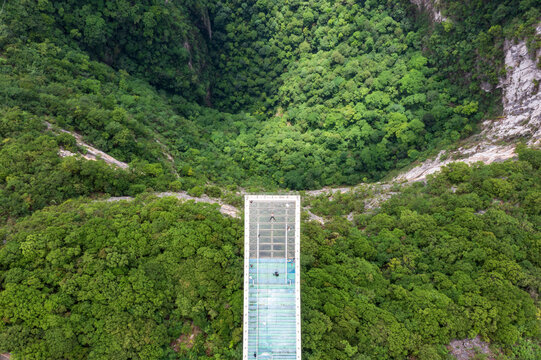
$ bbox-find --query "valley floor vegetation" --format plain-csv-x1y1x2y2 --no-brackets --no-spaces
1,0,539,197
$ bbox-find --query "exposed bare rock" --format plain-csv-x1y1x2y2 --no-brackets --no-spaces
364,191,397,211
58,148,76,158
490,25,541,145
395,24,541,183
447,336,493,360
101,192,240,218
79,142,129,169
46,122,129,169
480,81,492,92
171,323,201,352
410,0,447,23
155,192,240,218
104,196,133,202
395,145,516,183
219,204,240,218
304,206,325,224
305,187,353,197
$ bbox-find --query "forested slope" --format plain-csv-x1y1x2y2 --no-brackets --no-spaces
2,0,214,100
1,148,540,359
1,0,539,192
0,0,540,359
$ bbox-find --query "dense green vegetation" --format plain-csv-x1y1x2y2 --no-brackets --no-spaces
0,108,154,219
1,0,538,191
1,149,540,359
1,0,540,358
209,0,482,186
424,0,540,99
1,0,213,100
0,198,243,359
0,103,179,220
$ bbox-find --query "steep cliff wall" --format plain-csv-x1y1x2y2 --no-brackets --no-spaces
487,25,541,145
396,24,541,182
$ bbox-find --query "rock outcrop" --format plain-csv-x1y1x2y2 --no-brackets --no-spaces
410,0,447,23
487,25,541,145
396,24,541,183
47,122,129,169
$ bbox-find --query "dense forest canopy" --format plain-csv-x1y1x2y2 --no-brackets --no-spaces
1,0,214,101
0,0,540,359
1,0,538,191
1,150,540,359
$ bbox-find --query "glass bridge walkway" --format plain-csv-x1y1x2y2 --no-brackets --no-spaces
244,196,300,360
247,259,296,359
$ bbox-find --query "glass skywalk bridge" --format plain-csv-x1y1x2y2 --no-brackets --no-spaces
243,195,301,360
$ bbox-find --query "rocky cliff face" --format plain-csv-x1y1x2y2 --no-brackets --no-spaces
409,1,540,145
396,24,541,183
486,24,541,145
410,0,447,23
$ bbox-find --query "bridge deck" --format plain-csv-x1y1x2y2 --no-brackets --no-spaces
243,195,301,360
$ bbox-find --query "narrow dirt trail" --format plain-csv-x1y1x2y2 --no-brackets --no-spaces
106,192,240,218
103,184,400,225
